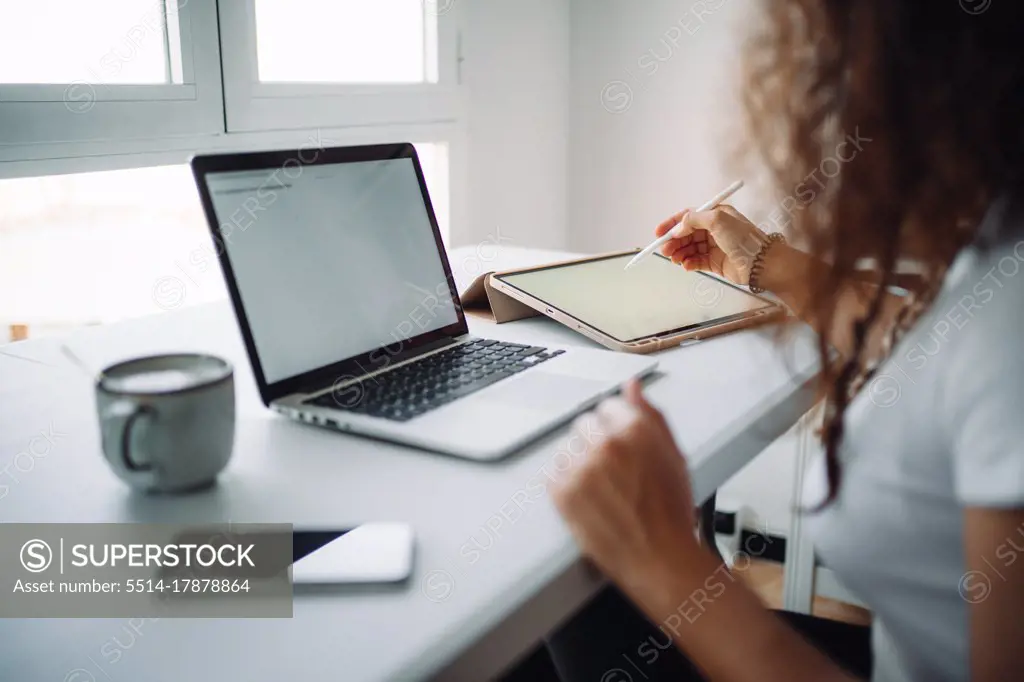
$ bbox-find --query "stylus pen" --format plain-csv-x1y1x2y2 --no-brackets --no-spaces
623,179,745,271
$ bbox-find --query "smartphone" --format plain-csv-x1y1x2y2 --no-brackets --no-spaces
290,523,415,584
163,523,415,586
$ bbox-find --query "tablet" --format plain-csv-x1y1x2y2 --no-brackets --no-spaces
490,251,785,354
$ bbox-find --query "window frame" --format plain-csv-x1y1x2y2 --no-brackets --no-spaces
0,0,468,240
216,0,464,133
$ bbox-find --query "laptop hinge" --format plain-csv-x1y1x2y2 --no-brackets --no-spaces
293,335,468,397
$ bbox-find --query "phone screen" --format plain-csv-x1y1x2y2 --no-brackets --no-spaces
290,524,414,584
292,530,348,562
163,524,414,585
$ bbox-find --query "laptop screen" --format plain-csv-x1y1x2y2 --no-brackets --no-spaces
203,156,461,385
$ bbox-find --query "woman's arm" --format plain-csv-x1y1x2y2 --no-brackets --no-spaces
963,509,1024,681
551,382,860,682
656,207,906,362
758,241,907,363
624,540,857,682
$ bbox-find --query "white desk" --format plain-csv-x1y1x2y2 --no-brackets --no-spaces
0,247,819,682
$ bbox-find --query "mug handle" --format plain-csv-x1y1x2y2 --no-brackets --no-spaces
104,401,156,475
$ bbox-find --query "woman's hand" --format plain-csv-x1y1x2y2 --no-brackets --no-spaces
552,382,860,682
550,380,697,594
656,205,768,286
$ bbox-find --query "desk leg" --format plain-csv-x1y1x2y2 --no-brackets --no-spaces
698,492,725,564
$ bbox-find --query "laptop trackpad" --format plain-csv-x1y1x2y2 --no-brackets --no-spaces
481,372,608,412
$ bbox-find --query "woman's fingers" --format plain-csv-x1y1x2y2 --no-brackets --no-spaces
681,208,727,237
658,204,744,241
654,210,688,238
624,379,645,408
624,379,671,433
658,206,755,279
623,380,659,421
669,234,710,264
682,255,711,271
662,238,688,259
672,210,717,241
661,232,698,255
661,239,680,258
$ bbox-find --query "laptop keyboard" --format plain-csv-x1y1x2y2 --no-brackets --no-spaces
304,339,565,422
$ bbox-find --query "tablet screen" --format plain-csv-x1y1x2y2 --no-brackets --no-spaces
496,253,775,343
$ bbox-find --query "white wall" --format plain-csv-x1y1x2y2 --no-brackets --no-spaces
567,0,774,252
567,0,798,535
459,0,571,251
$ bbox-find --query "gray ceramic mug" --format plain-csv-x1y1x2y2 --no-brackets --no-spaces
96,354,235,494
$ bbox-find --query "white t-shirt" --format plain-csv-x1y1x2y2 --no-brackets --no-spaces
803,195,1024,681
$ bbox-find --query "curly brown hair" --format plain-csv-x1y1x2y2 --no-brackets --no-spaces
742,1,1024,504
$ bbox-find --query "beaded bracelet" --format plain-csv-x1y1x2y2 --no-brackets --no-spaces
747,232,786,294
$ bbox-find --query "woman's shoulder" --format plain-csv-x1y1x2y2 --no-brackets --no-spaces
942,194,1024,324
927,196,1024,507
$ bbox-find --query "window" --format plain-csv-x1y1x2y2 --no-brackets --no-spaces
218,0,462,131
0,0,174,85
0,1,463,156
254,0,437,84
0,0,223,151
0,143,450,341
0,2,464,343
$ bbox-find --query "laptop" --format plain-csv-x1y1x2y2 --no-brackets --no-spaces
191,143,657,461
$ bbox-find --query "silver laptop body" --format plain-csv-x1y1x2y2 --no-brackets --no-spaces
192,143,656,461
